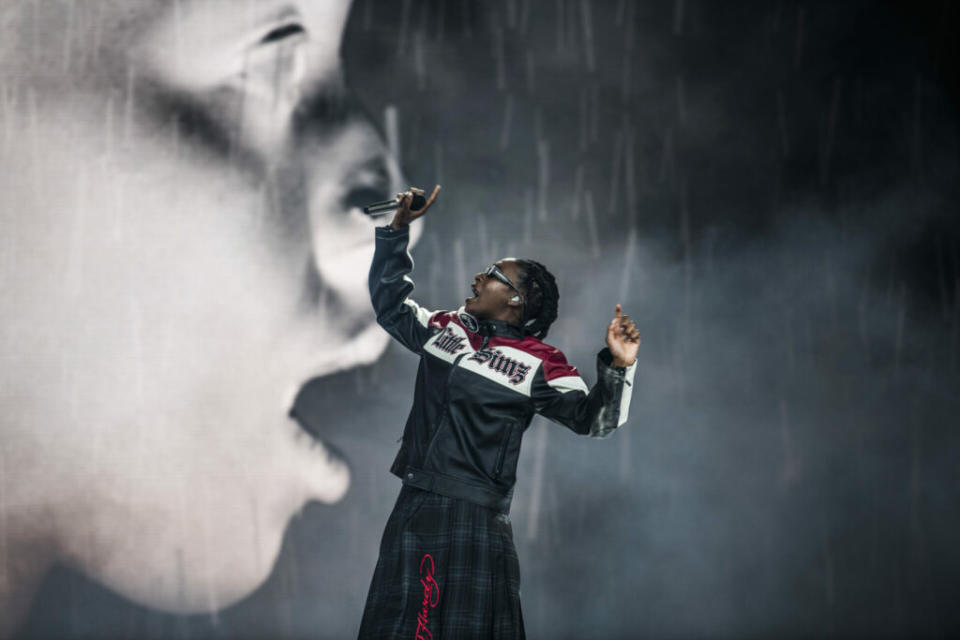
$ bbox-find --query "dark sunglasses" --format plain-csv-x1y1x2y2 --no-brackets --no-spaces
484,264,524,303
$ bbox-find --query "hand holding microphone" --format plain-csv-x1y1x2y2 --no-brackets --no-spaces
363,192,427,216
385,185,441,230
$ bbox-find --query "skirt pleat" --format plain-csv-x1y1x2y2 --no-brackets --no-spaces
358,485,525,639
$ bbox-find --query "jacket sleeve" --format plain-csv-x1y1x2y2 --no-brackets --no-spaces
368,224,441,355
530,346,637,438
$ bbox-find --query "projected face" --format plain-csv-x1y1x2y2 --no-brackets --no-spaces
0,0,421,628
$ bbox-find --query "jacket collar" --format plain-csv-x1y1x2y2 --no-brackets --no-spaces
457,308,525,340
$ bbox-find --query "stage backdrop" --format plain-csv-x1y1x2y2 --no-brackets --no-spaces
2,1,959,638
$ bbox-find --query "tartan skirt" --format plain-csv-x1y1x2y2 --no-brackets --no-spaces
358,484,526,639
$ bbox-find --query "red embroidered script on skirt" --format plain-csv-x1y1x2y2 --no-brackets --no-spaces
416,553,440,640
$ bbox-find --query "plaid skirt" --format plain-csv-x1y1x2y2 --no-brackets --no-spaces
358,484,525,639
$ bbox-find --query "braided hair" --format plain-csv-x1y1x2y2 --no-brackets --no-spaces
514,259,559,340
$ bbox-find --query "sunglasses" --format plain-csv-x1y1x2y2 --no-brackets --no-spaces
484,264,524,303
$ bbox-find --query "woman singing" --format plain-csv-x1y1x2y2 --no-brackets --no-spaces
359,186,640,639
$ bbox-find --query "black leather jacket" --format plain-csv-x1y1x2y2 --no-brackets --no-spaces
369,224,637,514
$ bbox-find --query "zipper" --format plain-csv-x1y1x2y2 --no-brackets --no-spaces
421,351,468,464
493,420,516,479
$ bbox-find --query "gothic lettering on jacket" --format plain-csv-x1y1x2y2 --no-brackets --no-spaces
433,327,467,355
467,349,532,385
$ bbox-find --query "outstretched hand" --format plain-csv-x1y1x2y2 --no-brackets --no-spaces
605,304,641,367
390,184,441,230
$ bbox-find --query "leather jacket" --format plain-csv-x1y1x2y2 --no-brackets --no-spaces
369,224,637,514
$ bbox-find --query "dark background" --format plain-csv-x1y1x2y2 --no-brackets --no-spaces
23,1,960,638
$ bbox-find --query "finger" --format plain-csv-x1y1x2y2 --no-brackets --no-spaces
397,194,413,219
425,184,441,206
613,304,622,321
410,187,425,195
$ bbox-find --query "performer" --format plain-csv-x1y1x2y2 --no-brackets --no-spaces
358,185,640,639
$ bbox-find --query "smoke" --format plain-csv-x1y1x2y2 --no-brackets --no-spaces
506,185,959,638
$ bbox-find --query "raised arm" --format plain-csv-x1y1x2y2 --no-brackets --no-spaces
368,224,438,355
367,185,442,354
530,347,637,438
530,305,640,438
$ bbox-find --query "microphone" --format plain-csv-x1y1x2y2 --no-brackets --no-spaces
363,193,427,216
